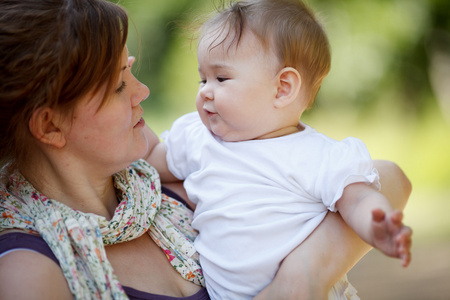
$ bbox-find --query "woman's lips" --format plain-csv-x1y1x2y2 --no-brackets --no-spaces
134,117,145,128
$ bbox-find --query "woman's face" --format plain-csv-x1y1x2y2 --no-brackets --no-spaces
62,47,150,175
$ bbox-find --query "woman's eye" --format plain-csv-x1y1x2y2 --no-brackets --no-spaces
115,81,127,94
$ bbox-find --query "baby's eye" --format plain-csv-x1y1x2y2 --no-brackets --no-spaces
217,77,229,82
115,81,127,94
199,79,207,85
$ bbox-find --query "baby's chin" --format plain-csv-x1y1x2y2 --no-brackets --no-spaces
209,129,232,142
210,130,253,143
204,119,255,142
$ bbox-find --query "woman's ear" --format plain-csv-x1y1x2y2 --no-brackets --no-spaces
274,67,302,108
29,107,67,148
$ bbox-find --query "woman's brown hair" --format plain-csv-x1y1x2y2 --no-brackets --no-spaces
0,0,128,173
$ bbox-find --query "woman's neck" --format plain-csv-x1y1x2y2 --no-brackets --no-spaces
20,154,119,219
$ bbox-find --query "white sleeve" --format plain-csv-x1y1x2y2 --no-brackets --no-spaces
162,112,200,180
315,137,380,212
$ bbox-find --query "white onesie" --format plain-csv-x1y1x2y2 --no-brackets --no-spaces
164,112,379,300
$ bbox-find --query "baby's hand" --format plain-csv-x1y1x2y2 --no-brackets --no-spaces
371,209,412,267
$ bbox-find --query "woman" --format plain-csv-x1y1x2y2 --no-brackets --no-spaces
0,0,411,299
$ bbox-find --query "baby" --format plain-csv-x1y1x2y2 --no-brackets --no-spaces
147,0,412,299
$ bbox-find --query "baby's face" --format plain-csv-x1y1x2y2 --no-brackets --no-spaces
196,28,283,142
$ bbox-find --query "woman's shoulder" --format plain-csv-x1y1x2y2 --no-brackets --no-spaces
0,230,59,263
0,232,72,299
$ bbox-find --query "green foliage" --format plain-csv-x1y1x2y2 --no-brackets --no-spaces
117,0,450,195
118,0,450,120
119,0,205,111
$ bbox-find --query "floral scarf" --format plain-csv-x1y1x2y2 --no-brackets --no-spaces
0,159,204,299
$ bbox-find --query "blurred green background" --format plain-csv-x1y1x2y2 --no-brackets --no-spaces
119,0,449,298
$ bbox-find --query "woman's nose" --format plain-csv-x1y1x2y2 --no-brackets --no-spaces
128,57,150,106
131,77,150,106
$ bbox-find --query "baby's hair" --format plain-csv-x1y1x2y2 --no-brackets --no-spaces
200,0,331,107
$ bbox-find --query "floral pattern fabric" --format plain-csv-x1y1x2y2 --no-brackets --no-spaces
0,159,204,299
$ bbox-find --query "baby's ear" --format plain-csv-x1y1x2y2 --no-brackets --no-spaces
29,107,67,148
274,67,302,108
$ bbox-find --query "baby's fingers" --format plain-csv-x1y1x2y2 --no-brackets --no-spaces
372,208,386,223
400,246,412,267
389,210,404,225
396,226,413,267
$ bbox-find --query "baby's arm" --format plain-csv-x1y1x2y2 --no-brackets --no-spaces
336,180,412,267
142,125,179,182
254,160,412,300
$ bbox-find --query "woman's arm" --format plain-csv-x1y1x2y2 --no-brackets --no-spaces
254,160,412,300
162,182,197,210
142,125,179,182
0,250,72,299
